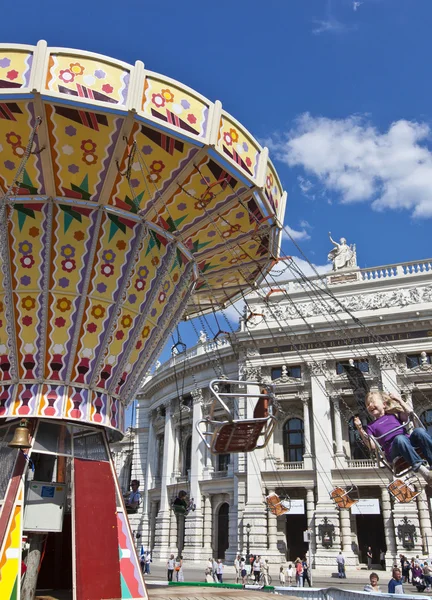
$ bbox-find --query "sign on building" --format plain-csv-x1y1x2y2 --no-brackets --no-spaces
351,499,380,515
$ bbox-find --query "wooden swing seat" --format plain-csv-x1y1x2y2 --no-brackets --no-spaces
388,479,421,503
265,492,289,517
330,486,358,509
213,419,268,453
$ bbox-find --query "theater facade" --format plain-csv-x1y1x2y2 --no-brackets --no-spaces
113,256,432,568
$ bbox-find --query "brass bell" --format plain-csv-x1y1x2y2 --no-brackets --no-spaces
8,419,31,449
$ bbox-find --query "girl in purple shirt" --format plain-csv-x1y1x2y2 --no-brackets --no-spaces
354,391,432,483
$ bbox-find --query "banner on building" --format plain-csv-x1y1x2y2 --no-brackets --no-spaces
288,500,305,515
351,499,380,515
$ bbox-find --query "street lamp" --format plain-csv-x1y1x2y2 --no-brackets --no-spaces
245,523,251,558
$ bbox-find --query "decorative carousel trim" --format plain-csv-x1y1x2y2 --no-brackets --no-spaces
108,241,177,395
90,222,147,389
37,199,54,381
64,206,104,384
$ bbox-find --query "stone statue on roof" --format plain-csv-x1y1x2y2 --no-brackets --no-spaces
328,232,357,271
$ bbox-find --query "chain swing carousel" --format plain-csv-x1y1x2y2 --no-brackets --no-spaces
0,41,286,600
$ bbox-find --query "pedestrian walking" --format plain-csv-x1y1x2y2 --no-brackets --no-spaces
423,561,432,591
402,558,410,583
295,557,304,587
367,546,373,569
279,565,286,586
167,553,175,582
364,572,381,593
216,559,224,583
262,559,270,586
380,549,386,571
286,563,293,585
145,551,151,574
302,556,311,586
336,551,346,578
175,555,184,582
253,556,261,582
240,557,247,585
388,567,404,594
205,557,213,583
212,557,218,583
234,554,241,584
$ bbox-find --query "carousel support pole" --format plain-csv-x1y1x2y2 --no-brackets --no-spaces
21,533,45,600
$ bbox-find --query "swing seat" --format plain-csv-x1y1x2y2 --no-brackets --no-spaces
388,478,421,503
330,486,359,509
265,492,290,516
196,379,278,454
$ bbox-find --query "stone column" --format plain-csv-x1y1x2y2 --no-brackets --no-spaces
241,371,269,554
332,397,344,459
266,488,279,560
306,488,316,561
226,490,239,563
375,354,399,396
203,495,213,555
301,393,313,470
153,401,176,559
183,389,207,560
308,362,341,568
339,509,355,565
149,500,158,552
381,487,397,563
417,488,432,555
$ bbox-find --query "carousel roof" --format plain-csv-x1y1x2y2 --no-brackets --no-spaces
0,41,286,432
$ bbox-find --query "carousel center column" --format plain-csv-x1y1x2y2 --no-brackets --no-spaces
308,361,342,569
153,400,176,559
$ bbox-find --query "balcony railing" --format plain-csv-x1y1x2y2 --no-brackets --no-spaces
211,470,229,479
346,459,376,468
275,461,304,471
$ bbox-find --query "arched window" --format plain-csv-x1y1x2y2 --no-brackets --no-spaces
420,410,432,435
183,436,192,476
283,418,304,462
348,417,368,459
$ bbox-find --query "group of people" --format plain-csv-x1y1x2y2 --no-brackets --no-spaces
233,554,270,585
398,554,432,591
205,558,224,583
278,557,311,587
166,554,184,582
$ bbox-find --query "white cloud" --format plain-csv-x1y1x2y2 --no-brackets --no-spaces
312,18,348,35
269,256,331,282
268,113,432,218
282,224,311,242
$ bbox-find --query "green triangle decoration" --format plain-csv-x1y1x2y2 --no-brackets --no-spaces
59,205,83,233
108,214,126,241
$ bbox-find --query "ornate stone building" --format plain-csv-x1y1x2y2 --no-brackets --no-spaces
118,256,432,569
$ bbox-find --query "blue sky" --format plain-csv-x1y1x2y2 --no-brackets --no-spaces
2,0,431,371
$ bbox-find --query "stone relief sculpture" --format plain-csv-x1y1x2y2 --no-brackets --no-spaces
328,232,357,271
261,285,432,320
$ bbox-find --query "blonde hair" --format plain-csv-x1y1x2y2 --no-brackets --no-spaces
365,391,403,415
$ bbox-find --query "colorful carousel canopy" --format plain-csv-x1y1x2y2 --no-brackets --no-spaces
0,41,287,436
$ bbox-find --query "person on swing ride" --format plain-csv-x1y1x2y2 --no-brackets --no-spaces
354,391,432,483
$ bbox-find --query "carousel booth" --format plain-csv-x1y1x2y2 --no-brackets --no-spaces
0,42,285,599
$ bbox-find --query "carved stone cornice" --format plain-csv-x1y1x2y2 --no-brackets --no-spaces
191,388,204,405
239,364,262,382
375,353,398,370
306,361,328,378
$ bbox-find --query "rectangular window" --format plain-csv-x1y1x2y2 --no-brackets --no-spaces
218,454,230,471
271,365,302,380
336,359,369,374
406,354,431,369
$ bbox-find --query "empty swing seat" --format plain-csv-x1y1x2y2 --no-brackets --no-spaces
330,486,359,509
265,492,290,517
388,478,421,503
196,379,278,454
